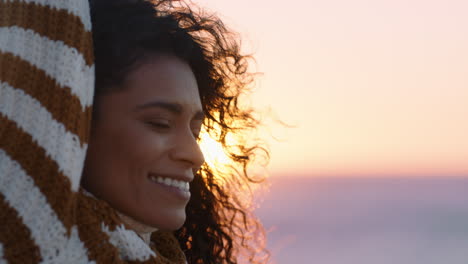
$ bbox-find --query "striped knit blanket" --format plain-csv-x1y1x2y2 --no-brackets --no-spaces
0,1,185,263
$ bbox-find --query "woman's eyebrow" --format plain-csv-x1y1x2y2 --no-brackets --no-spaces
134,101,182,114
134,100,205,119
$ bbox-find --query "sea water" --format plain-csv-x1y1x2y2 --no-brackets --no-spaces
255,176,468,264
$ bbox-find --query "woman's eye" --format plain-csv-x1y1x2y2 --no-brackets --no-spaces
146,121,170,129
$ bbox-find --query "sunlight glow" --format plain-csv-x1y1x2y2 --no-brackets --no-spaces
195,0,468,177
198,130,231,170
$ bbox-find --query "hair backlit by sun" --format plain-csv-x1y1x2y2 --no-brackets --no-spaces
198,123,270,189
198,129,231,170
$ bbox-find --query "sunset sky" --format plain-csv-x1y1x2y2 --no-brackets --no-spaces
195,0,468,177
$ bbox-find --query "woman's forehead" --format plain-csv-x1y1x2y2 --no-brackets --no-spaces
113,55,203,113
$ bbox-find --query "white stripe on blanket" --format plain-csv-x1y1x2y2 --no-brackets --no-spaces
0,26,94,109
0,82,87,191
0,150,94,264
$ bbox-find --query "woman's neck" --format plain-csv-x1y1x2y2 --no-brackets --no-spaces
116,212,158,245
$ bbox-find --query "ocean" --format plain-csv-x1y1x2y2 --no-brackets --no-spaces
254,176,468,264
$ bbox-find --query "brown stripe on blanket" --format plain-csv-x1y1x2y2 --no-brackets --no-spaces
75,191,129,264
0,115,76,232
0,1,94,66
0,51,92,146
0,195,41,264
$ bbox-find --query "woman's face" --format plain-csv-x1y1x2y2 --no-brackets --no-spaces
81,55,205,230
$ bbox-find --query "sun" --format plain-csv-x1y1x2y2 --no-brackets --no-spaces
198,130,231,169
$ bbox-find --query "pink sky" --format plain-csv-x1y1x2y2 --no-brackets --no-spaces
195,0,468,177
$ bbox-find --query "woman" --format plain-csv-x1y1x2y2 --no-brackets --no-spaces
0,0,267,262
82,0,268,263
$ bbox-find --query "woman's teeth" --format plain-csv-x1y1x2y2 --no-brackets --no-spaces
149,175,190,192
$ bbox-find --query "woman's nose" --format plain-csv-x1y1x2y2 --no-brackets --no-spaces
169,131,205,169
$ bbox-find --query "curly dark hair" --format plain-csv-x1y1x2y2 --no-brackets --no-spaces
89,0,269,263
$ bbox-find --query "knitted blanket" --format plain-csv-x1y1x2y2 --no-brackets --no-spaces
0,1,185,263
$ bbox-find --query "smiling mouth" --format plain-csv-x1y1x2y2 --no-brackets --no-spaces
148,174,190,192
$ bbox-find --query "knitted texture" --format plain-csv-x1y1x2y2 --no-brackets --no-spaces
0,1,186,263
